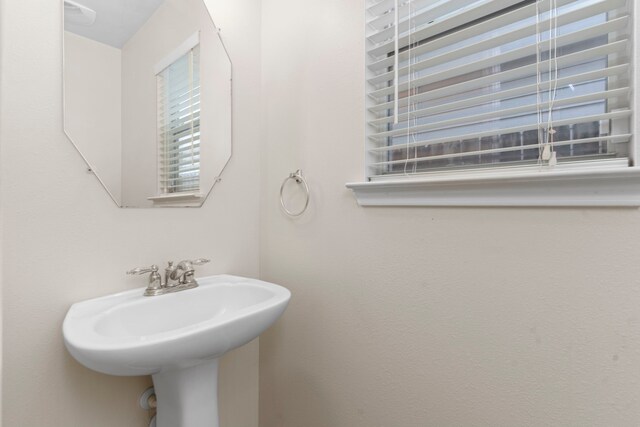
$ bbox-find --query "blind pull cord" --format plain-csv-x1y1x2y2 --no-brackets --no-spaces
393,0,399,125
403,0,415,176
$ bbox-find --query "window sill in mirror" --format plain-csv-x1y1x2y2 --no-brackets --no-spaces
148,192,203,203
346,163,640,207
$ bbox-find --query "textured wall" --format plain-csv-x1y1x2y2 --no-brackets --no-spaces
64,31,122,203
258,0,640,426
0,0,261,425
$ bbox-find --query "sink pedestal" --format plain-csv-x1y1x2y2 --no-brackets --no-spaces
152,359,219,427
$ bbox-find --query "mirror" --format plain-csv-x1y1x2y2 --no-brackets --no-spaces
63,0,232,207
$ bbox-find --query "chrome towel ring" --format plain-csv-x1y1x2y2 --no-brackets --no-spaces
280,169,310,217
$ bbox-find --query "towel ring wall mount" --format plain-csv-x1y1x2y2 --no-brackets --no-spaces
280,169,310,217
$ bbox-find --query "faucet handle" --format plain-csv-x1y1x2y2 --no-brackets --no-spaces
191,258,210,265
127,265,163,296
127,265,159,275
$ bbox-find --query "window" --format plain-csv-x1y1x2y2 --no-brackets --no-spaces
348,0,640,206
155,34,201,196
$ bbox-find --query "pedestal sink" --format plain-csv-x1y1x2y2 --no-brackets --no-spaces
63,275,290,427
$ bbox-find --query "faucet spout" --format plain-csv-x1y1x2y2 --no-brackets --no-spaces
170,260,194,283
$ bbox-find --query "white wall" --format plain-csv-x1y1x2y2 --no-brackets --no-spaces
258,0,640,426
0,0,4,417
4,0,640,425
64,31,122,203
0,0,261,426
121,0,231,207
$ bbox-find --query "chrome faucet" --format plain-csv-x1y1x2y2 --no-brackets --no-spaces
127,258,210,296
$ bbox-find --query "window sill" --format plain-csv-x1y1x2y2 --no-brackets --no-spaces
148,192,203,203
345,166,640,207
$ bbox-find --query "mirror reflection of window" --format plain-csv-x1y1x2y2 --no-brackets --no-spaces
62,0,232,208
155,34,201,196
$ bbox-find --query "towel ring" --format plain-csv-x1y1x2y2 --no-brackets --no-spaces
280,169,310,217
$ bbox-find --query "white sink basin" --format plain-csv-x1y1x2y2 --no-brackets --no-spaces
63,274,290,427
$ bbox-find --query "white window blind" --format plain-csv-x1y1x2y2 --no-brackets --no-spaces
365,0,632,180
156,42,201,194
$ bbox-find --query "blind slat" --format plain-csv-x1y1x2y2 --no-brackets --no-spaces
371,135,631,166
368,0,494,43
369,0,620,72
368,0,575,57
369,110,631,151
159,119,201,140
368,0,523,46
368,16,628,87
370,87,629,131
160,141,201,153
369,39,627,99
369,63,628,114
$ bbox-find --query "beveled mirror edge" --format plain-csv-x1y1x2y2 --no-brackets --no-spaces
60,0,234,209
198,2,234,209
